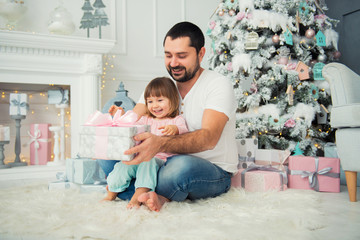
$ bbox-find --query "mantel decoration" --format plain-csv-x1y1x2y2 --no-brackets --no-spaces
0,0,27,30
48,0,75,35
80,0,109,39
9,93,29,167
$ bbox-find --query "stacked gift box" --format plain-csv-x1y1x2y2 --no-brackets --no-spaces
232,138,341,193
28,123,51,165
48,158,107,193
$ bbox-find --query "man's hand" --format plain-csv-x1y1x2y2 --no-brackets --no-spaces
123,132,163,165
159,125,179,135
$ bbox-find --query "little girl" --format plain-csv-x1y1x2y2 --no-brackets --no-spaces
102,77,188,208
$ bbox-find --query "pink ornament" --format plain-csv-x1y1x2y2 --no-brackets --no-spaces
278,57,289,65
209,21,216,30
229,9,236,16
333,51,341,59
284,118,296,128
286,62,297,70
272,34,280,44
236,12,245,20
227,62,233,71
305,29,315,39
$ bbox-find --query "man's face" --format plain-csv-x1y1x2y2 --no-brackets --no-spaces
164,36,202,83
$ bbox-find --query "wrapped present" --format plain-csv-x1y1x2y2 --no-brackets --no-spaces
255,149,290,169
236,138,258,168
66,158,106,184
80,184,107,194
78,111,150,161
288,156,340,192
0,125,10,141
324,143,360,186
28,124,51,165
231,165,288,192
48,89,69,104
9,93,28,116
48,181,80,191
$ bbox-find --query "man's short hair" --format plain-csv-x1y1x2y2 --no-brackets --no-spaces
163,21,205,54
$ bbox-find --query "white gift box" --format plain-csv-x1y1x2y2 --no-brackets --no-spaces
78,125,150,161
0,125,10,141
236,138,258,161
66,158,106,184
48,181,80,191
48,89,69,104
9,93,28,116
255,149,290,167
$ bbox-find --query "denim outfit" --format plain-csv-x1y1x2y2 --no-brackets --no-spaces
97,154,232,201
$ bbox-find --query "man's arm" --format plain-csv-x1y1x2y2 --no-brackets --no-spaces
123,109,228,165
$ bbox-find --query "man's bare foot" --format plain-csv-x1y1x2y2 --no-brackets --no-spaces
100,186,117,202
138,191,168,212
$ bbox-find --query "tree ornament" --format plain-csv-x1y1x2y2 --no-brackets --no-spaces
305,28,315,39
293,142,304,156
229,9,236,16
80,0,96,38
286,85,294,105
295,61,310,80
317,54,327,62
244,32,259,50
333,51,341,59
284,29,293,46
315,31,326,46
313,62,325,80
272,34,280,44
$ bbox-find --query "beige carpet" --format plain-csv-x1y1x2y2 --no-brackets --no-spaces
0,181,326,240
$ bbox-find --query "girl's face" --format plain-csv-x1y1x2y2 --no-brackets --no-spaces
146,95,171,119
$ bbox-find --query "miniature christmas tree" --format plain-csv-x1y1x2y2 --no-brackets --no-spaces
207,0,340,156
79,0,96,37
93,0,109,39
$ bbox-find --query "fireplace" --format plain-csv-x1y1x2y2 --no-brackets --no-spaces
0,30,115,159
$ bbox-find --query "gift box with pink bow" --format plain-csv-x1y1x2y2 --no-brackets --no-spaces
78,110,150,161
28,123,51,165
288,156,340,192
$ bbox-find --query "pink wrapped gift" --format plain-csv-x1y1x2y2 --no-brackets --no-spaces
288,156,340,192
28,123,51,165
231,166,288,192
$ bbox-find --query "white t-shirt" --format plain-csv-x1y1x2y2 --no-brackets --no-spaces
139,69,238,173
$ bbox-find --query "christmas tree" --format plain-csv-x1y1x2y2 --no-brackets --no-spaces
80,0,96,38
207,0,340,156
93,0,109,39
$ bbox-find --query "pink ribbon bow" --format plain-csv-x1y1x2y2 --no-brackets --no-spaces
84,110,138,126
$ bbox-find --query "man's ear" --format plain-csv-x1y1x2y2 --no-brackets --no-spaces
198,47,206,62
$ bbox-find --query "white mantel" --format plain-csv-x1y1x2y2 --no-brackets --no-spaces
0,30,115,158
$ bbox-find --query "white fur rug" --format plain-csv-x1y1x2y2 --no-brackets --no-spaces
0,181,326,240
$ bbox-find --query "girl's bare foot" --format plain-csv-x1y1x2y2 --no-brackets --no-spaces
127,187,150,209
100,186,117,202
138,191,168,212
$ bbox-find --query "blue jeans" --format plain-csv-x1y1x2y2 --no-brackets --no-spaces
97,155,232,201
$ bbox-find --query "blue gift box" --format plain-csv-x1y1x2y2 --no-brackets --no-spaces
9,93,28,116
66,158,106,184
324,143,360,186
48,89,69,104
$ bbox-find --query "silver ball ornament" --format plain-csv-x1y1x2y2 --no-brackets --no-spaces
272,34,280,44
333,51,341,59
317,54,327,62
305,29,315,39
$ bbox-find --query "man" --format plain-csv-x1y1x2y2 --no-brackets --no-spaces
122,21,238,211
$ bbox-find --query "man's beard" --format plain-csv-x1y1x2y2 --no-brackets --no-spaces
167,60,200,83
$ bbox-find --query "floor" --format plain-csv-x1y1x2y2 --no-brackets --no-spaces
0,165,360,239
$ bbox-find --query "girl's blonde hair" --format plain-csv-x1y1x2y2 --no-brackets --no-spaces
144,77,180,118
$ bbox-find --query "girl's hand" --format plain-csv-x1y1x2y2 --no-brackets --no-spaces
159,125,179,135
108,105,124,116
